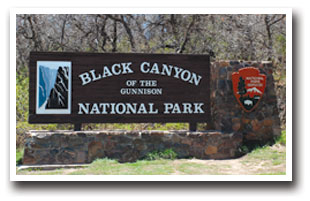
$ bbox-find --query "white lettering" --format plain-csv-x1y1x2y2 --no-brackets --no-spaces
150,63,160,74
99,103,109,114
148,103,158,114
126,103,137,114
111,63,122,75
137,104,148,114
78,103,90,114
77,102,204,115
189,73,202,86
173,66,183,79
90,69,101,81
180,70,191,81
78,61,203,86
161,64,173,76
90,103,100,114
182,103,193,114
102,66,113,78
121,62,134,74
194,103,204,113
164,103,173,114
110,103,116,114
140,62,150,73
79,73,92,85
115,103,126,114
171,104,181,114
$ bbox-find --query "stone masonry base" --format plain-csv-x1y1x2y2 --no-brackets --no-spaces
23,130,243,165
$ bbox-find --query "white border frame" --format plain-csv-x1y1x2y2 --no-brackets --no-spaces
36,61,72,114
10,7,292,181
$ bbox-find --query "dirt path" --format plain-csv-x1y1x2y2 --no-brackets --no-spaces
172,144,286,175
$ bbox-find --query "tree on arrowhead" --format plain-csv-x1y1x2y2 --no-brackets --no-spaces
238,76,247,97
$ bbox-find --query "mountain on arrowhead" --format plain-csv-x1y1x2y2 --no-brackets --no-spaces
45,66,69,109
247,87,262,94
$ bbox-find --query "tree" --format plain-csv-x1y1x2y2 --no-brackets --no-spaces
238,77,247,97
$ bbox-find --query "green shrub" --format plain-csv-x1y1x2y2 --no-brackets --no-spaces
275,130,286,145
145,148,177,160
16,148,24,165
239,145,250,154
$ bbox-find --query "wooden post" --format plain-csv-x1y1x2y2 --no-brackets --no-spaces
206,122,215,130
74,123,81,131
189,122,197,131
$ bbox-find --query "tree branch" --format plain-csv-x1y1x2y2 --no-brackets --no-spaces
106,14,136,51
178,15,197,53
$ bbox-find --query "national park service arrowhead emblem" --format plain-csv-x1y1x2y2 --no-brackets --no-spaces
232,67,266,112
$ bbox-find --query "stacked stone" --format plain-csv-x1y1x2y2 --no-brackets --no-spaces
210,61,281,145
23,130,242,164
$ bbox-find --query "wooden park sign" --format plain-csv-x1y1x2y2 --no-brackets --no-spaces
28,52,211,130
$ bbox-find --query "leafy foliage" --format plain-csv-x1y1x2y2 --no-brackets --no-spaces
16,148,23,165
275,130,286,145
145,148,178,160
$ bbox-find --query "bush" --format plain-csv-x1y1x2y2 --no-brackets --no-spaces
16,148,24,165
145,148,177,160
275,130,286,145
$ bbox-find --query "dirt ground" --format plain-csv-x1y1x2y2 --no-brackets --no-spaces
178,150,283,174
171,144,286,175
17,144,286,175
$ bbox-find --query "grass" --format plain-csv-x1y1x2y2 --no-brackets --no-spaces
258,172,286,175
176,162,216,175
17,143,286,175
18,169,67,175
70,159,176,175
242,145,285,165
18,159,235,175
240,131,286,172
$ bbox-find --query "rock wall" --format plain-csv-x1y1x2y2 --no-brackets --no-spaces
210,61,281,145
23,130,242,164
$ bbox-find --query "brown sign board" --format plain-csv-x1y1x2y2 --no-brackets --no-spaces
28,52,211,125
